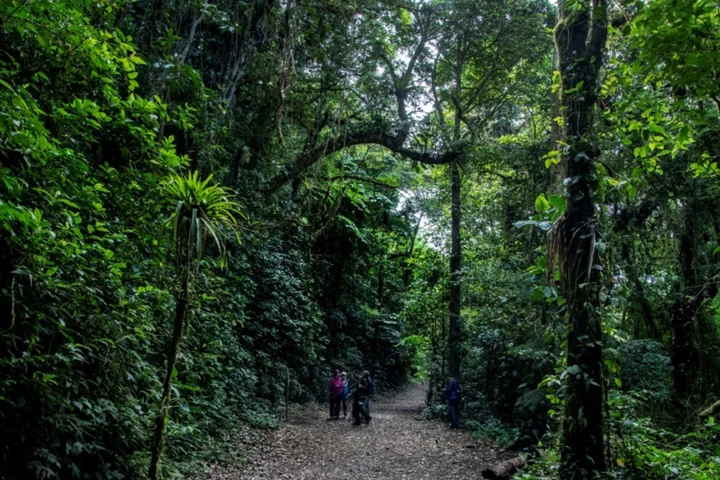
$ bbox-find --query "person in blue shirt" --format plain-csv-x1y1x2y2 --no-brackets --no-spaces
444,373,462,429
341,371,349,419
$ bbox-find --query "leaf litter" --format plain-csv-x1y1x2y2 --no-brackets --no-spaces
199,383,506,479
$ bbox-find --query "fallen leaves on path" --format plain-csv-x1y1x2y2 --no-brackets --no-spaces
200,383,505,479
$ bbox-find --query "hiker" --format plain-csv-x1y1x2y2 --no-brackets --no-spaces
328,369,344,420
341,372,349,418
444,373,462,429
351,370,372,426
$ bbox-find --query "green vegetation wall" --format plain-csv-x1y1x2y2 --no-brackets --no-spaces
0,0,417,477
4,0,720,478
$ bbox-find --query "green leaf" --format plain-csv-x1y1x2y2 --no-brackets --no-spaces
534,194,549,213
647,123,666,135
548,194,566,211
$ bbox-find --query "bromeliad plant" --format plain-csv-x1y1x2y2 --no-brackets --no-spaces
166,171,243,270
149,171,244,480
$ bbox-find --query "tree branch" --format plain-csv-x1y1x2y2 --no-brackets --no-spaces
266,14,447,194
266,129,460,192
431,55,447,130
320,174,397,189
178,11,206,64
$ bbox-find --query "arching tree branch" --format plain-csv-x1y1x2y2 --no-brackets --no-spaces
266,129,461,192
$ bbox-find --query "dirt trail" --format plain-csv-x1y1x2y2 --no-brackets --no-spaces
205,383,506,479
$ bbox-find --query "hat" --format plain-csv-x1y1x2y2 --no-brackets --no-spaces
341,371,347,376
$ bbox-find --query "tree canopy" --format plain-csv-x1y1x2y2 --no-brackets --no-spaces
1,0,720,478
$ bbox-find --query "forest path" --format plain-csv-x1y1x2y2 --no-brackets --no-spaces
206,383,506,479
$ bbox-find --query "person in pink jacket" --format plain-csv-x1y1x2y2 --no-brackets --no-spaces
328,369,344,420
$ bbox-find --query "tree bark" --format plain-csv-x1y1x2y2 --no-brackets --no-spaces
448,161,462,379
446,40,465,380
553,0,608,476
149,270,189,480
671,204,700,398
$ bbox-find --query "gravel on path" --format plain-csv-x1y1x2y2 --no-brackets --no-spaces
203,383,505,479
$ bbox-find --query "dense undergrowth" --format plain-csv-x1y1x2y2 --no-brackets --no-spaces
0,1,413,477
2,0,720,479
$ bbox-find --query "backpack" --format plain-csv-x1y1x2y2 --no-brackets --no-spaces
446,378,462,400
369,378,376,395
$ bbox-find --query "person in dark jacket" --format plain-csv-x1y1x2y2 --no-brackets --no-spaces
351,371,372,426
444,373,461,429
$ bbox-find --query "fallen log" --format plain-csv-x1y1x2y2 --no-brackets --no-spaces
482,456,526,480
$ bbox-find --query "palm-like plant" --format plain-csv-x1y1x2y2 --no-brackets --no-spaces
149,171,244,480
166,171,243,268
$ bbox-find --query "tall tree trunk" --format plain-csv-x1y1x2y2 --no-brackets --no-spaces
149,270,189,480
671,204,700,398
448,161,462,379
447,44,464,380
553,0,608,476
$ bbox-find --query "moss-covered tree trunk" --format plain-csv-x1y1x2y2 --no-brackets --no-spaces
149,269,190,480
553,0,608,476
